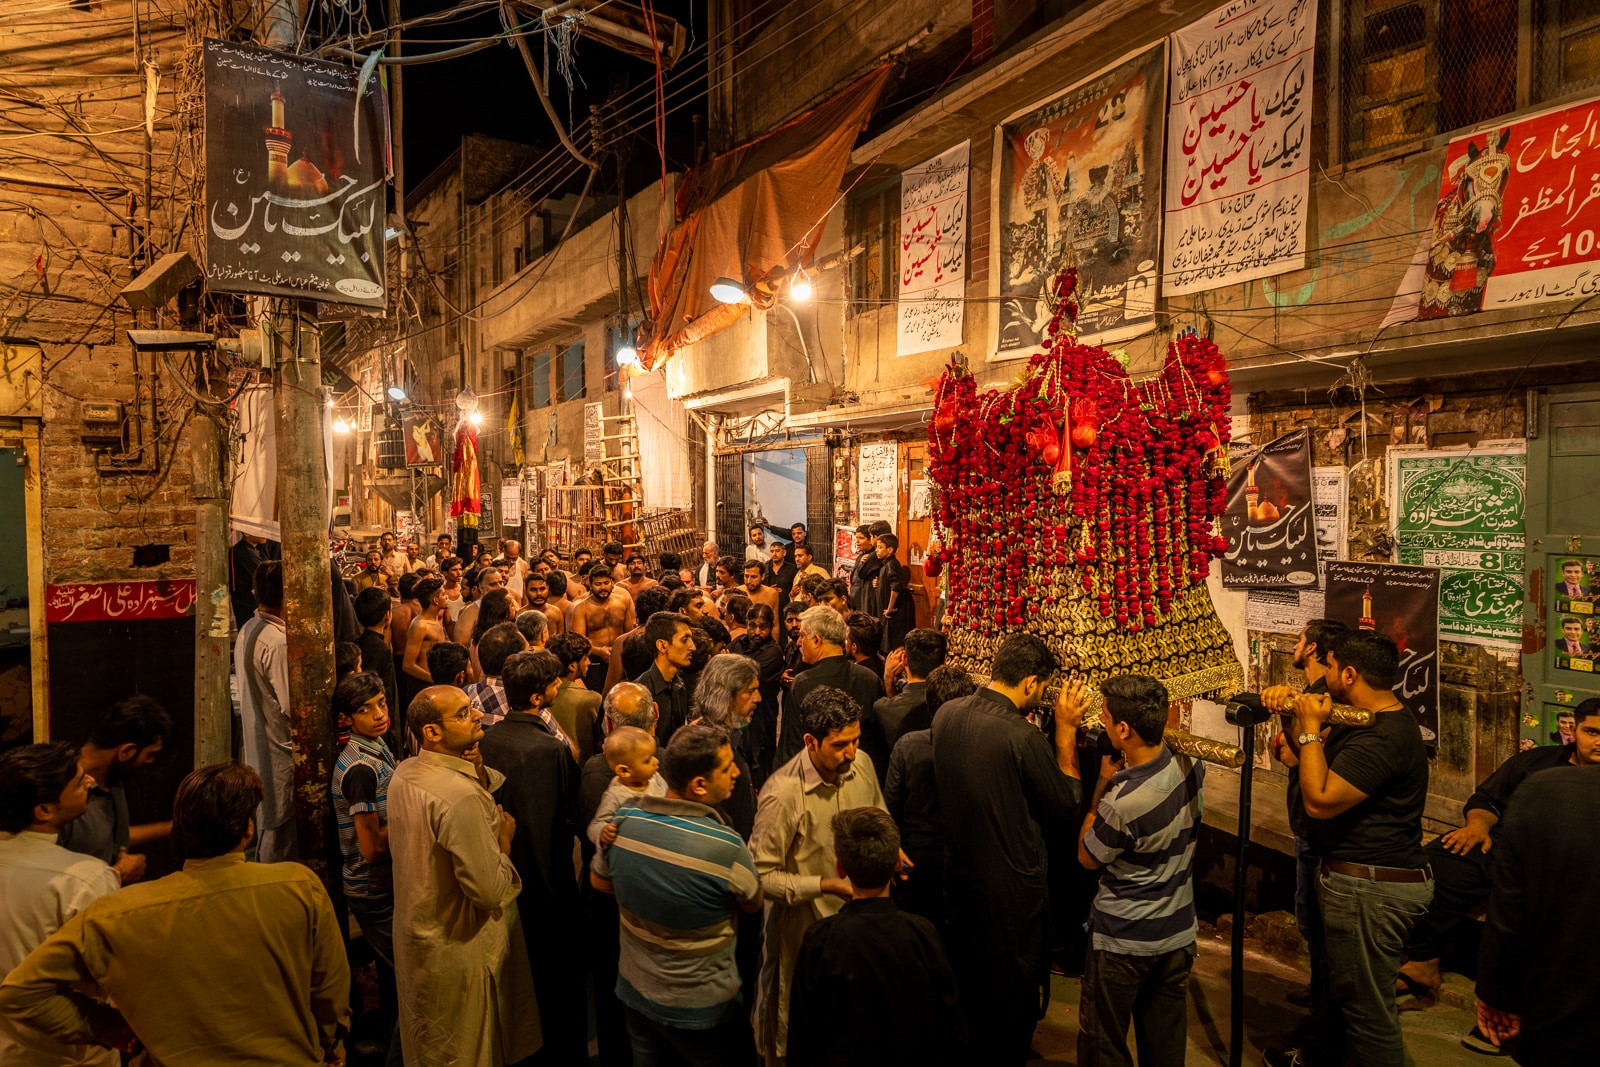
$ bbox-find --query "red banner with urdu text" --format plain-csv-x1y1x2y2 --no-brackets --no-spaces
1387,93,1600,324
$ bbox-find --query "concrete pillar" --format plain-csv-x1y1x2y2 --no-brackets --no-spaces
272,303,337,890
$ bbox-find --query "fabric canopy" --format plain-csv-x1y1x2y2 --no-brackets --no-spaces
643,64,893,369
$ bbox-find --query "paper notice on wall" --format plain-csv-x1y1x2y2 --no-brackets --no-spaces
501,482,523,525
1162,0,1318,295
897,141,969,356
583,402,603,464
858,443,899,525
1245,466,1346,633
909,479,932,519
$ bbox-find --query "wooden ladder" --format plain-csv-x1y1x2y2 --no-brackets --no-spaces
598,411,643,552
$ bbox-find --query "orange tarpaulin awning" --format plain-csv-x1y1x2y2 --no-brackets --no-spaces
643,65,893,369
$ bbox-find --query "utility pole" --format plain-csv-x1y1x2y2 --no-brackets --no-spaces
191,373,232,766
271,305,337,889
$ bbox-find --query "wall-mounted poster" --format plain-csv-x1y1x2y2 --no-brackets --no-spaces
1245,465,1346,632
401,411,442,467
1221,429,1316,588
1163,0,1317,295
1326,561,1441,747
1385,90,1600,325
857,442,899,526
834,525,859,581
1390,446,1525,648
1552,555,1600,672
992,42,1166,356
898,141,970,356
203,38,388,307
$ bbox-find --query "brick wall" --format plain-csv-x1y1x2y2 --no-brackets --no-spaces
2,2,199,586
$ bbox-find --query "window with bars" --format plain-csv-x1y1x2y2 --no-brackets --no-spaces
1337,0,1600,163
1340,0,1517,159
1538,0,1600,101
847,181,899,316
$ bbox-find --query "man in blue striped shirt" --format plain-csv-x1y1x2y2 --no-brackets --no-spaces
591,722,763,1065
1076,673,1205,1067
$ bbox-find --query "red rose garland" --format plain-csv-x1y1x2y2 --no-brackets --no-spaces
927,269,1231,637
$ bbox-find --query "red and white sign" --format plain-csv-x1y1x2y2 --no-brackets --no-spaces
1389,92,1600,323
1163,0,1317,295
46,580,196,623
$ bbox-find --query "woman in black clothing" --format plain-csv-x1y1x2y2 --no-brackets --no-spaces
876,532,911,654
730,603,785,784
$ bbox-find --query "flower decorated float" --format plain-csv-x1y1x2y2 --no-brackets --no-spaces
926,268,1243,701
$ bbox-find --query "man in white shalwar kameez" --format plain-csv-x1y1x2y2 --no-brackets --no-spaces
389,685,542,1066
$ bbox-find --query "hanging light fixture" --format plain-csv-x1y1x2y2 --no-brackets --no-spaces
469,409,484,427
333,415,351,434
710,276,747,304
790,265,812,302
387,384,407,401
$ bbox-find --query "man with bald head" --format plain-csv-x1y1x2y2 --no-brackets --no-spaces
388,686,541,1066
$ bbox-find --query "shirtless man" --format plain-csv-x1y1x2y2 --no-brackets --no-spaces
524,573,566,638
571,567,636,693
453,565,508,645
438,556,466,625
601,541,628,582
741,559,781,619
390,572,420,660
401,577,449,711
621,553,659,599
708,555,741,606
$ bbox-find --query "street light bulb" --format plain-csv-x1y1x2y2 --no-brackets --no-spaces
333,416,350,434
387,386,407,401
325,396,335,408
710,276,747,304
616,344,640,366
790,273,812,301
469,410,483,427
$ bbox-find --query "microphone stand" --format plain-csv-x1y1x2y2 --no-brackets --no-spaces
1224,693,1272,1067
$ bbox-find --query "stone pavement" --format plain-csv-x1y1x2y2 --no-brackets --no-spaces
1027,927,1490,1065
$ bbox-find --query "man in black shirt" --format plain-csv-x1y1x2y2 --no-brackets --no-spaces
763,540,797,602
352,588,400,740
787,807,965,1066
874,628,947,752
777,606,883,767
1399,697,1600,1009
1475,759,1600,1064
1273,631,1431,1067
933,633,1083,1065
229,533,280,627
1263,618,1348,1012
634,612,695,747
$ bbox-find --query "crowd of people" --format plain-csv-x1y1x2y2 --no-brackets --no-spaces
0,523,1593,1066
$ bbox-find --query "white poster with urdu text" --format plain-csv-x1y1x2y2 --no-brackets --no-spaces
1163,0,1317,295
897,141,969,355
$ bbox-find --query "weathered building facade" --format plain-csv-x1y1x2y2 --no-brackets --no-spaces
666,0,1600,844
1,0,200,787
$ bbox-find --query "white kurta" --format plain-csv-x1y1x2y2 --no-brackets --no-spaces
389,751,542,1066
234,609,295,860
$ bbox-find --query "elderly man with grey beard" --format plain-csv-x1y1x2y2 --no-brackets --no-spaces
583,680,659,1067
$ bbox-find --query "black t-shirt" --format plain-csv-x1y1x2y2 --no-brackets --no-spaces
1304,707,1429,868
1284,675,1328,841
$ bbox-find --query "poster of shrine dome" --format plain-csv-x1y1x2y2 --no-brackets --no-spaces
203,37,389,308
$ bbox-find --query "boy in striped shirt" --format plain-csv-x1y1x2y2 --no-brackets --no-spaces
1076,673,1205,1067
330,673,398,974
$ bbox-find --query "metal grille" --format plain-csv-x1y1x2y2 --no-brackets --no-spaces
1338,0,1518,162
715,451,744,558
1536,0,1600,103
805,443,835,571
